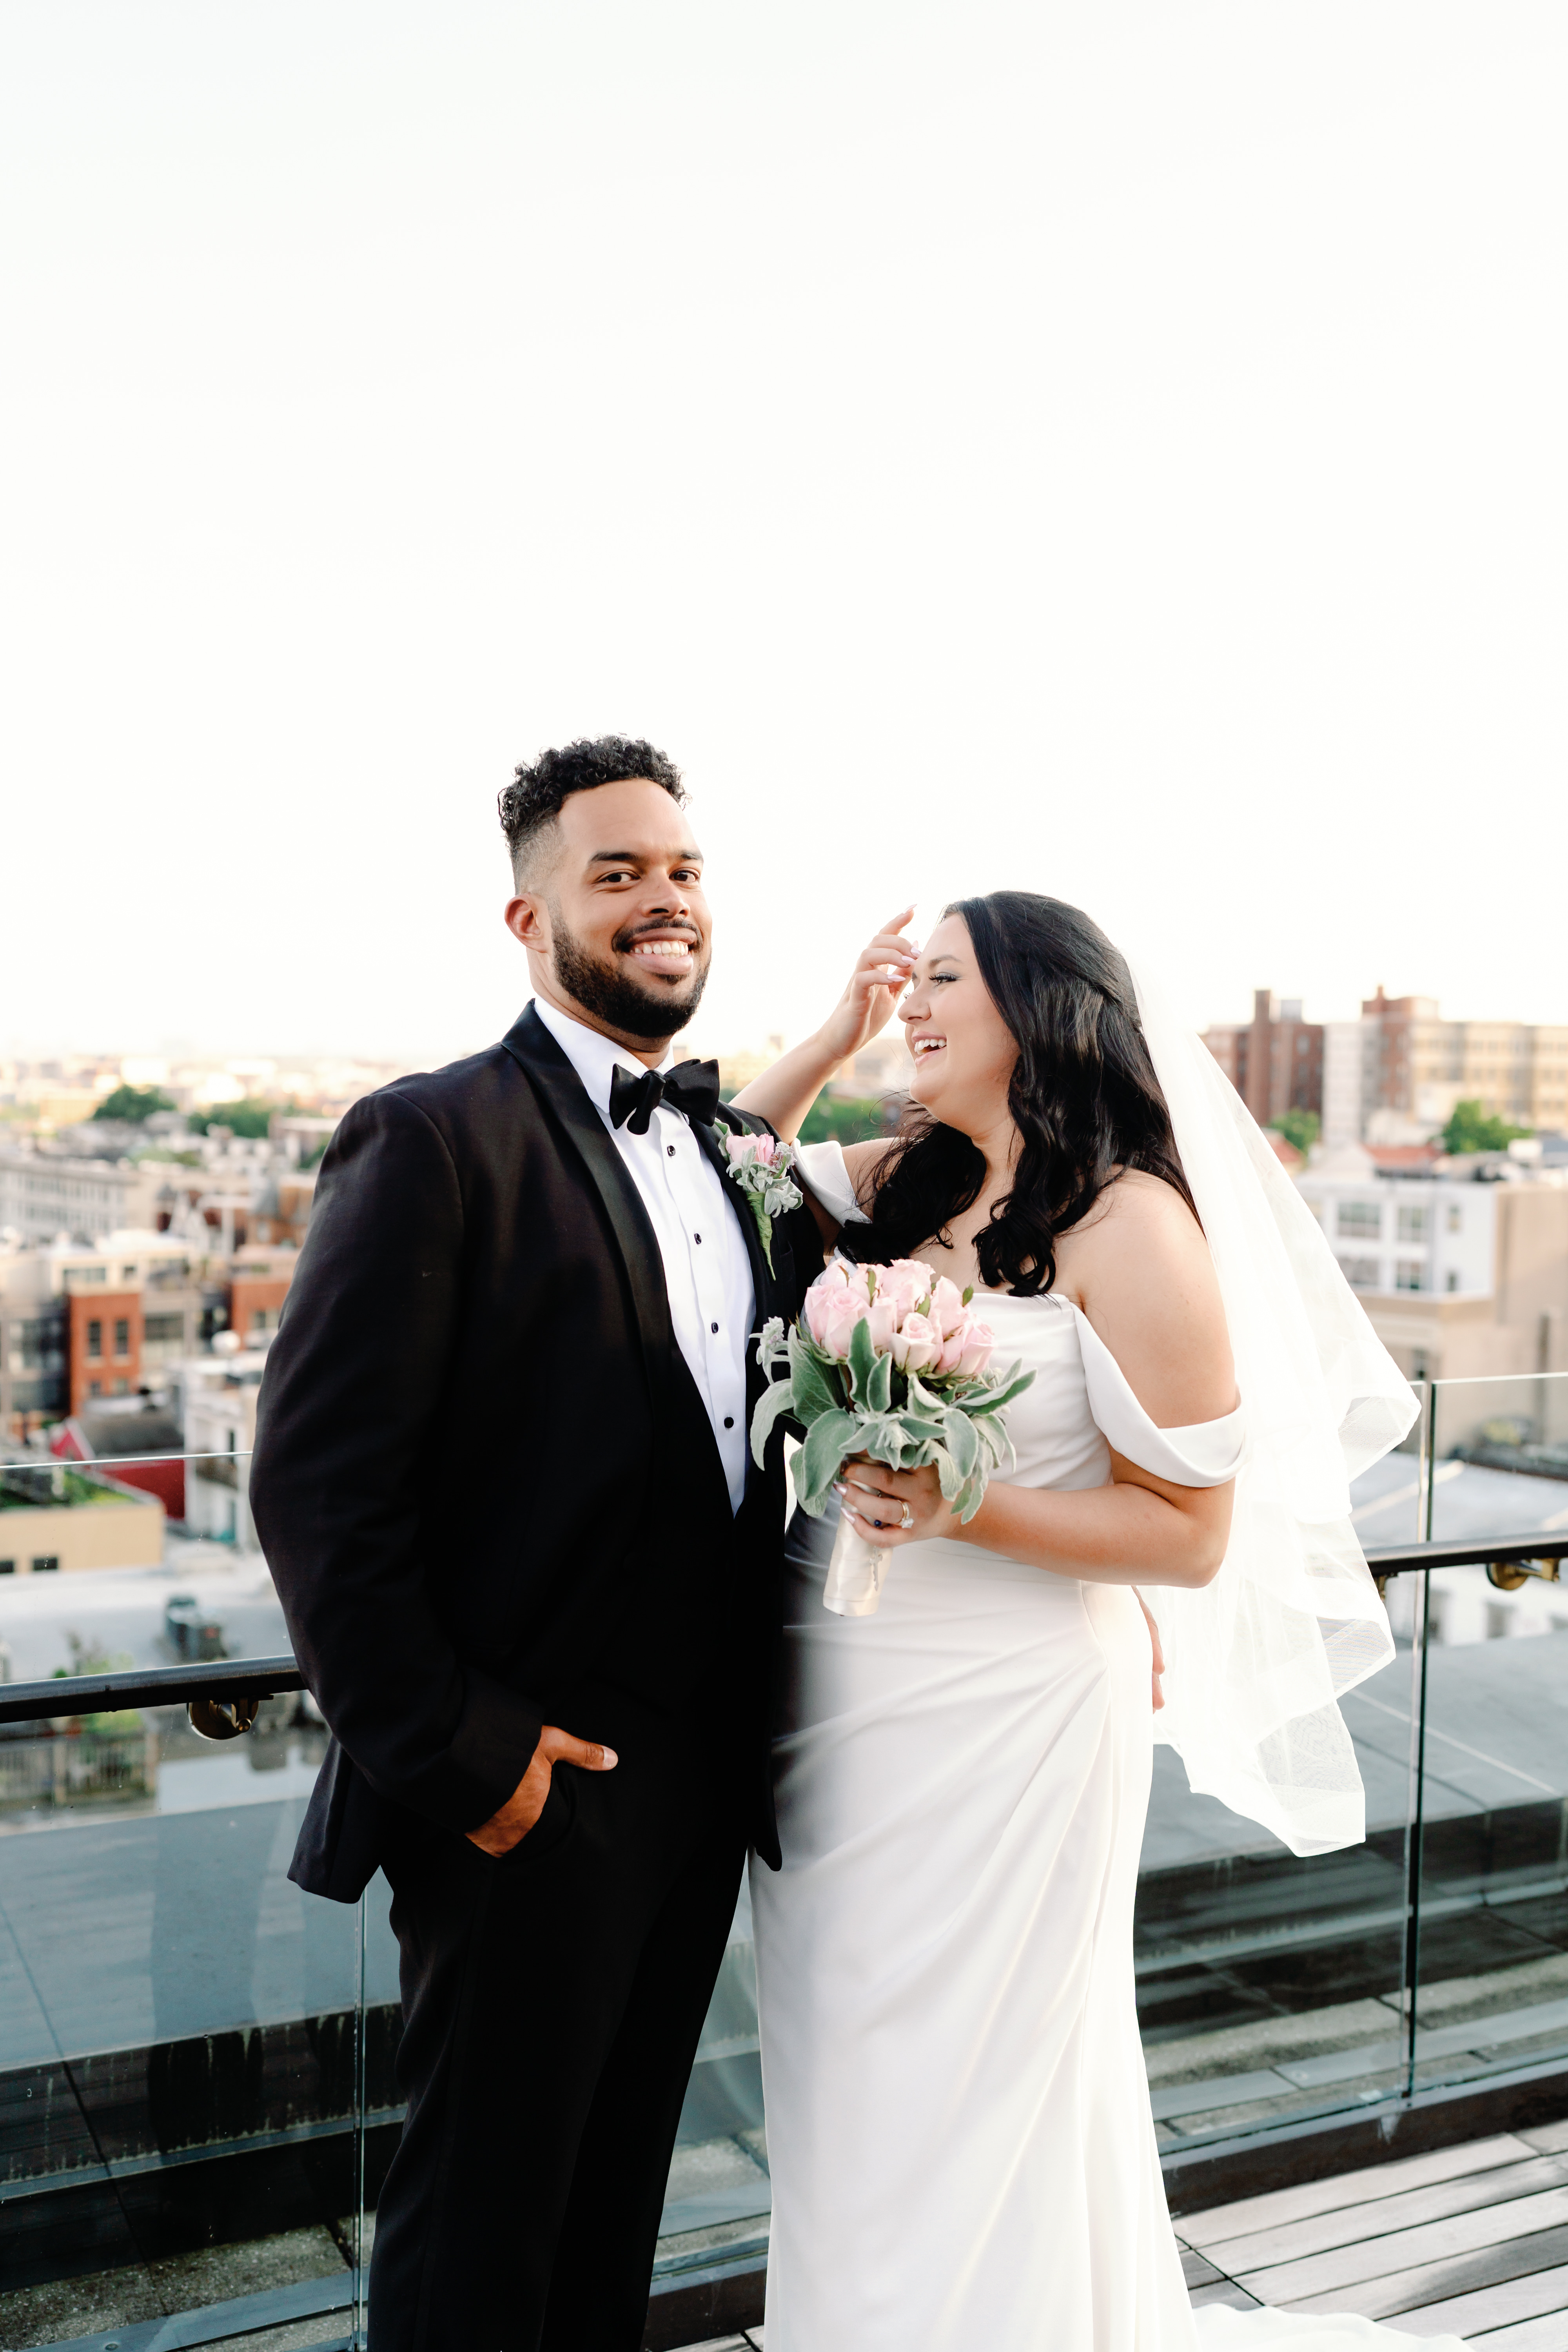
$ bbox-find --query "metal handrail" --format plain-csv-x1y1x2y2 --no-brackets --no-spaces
1363,1533,1567,1577
0,1652,303,1727
2,1532,1562,1730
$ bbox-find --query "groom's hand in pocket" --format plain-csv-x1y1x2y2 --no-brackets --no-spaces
466,1725,618,1857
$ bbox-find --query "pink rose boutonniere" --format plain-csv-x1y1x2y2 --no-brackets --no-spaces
711,1124,803,1275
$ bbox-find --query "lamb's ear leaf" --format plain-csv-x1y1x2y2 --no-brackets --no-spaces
942,1408,982,1486
867,1346,893,1416
955,1475,987,1523
749,1379,798,1468
906,1371,947,1417
973,1363,1036,1414
846,1314,878,1405
797,1409,862,1506
791,1345,843,1422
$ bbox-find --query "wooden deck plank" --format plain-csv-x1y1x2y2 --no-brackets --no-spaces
1201,2155,1568,2272
1464,2314,1568,2350
1178,2136,1535,2247
1189,2280,1264,2310
1521,2119,1568,2158
1277,2223,1568,2323
1387,2259,1568,2338
1236,2186,1568,2303
1181,2247,1226,2290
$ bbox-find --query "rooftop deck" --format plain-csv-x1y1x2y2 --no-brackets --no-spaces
672,2121,1568,2348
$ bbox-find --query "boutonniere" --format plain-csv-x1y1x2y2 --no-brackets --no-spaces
711,1125,803,1274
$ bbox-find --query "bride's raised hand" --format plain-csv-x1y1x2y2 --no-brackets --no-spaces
814,907,918,1068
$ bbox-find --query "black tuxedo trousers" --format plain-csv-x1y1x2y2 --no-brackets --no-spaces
371,1682,748,2352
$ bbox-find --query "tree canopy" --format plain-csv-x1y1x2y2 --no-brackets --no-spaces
799,1093,902,1147
1441,1099,1532,1155
92,1083,176,1123
187,1098,281,1139
1273,1107,1320,1156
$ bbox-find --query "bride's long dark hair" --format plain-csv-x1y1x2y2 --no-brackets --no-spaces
852,892,1196,1297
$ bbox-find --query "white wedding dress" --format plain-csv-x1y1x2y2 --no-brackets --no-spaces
750,1288,1462,2352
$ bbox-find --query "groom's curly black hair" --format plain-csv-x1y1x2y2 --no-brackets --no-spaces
499,736,685,882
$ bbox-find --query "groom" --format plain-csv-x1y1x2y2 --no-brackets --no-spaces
249,738,825,2351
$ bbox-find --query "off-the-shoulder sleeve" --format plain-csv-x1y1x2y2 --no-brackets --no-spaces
1073,1305,1245,1486
794,1140,871,1226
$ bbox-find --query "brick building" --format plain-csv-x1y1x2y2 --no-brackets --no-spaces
1203,991,1324,1129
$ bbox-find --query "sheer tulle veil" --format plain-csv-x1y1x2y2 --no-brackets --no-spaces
1128,961,1419,1857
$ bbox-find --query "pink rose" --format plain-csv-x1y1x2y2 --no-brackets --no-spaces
804,1264,848,1345
819,1289,866,1361
934,1327,966,1375
877,1258,934,1319
890,1309,941,1372
866,1295,899,1354
956,1323,995,1378
929,1276,969,1338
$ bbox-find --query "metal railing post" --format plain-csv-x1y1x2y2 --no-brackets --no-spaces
1402,1379,1440,2098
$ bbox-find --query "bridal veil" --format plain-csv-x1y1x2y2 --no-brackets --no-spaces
1130,962,1419,1857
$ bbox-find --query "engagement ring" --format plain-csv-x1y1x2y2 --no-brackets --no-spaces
899,1502,914,1530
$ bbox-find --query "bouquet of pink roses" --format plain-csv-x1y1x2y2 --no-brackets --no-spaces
751,1257,1035,1616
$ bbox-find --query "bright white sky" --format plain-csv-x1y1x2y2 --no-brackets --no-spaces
3,3,1564,1067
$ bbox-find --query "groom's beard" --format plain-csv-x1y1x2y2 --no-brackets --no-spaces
550,911,710,1045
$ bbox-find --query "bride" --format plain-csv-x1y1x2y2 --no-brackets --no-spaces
732,892,1456,2352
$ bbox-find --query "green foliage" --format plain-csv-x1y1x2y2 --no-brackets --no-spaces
798,1093,900,1147
189,1097,289,1139
1274,1107,1320,1155
1441,1099,1532,1156
93,1083,176,1123
54,1633,141,1730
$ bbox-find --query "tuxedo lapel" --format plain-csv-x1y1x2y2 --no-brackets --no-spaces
500,1005,675,1408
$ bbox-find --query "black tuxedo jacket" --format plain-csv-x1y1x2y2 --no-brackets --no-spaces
249,1004,823,1900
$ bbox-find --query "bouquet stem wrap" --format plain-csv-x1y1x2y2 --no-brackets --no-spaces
822,1510,893,1617
752,1257,1034,1618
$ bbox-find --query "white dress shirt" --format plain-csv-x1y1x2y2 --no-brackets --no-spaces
532,998,756,1514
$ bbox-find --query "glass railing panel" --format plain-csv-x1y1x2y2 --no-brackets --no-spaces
1407,1371,1568,2103
655,1873,771,2292
0,1662,371,2349
1134,1391,1432,2149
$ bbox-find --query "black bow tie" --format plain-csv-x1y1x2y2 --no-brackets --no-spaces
608,1057,722,1136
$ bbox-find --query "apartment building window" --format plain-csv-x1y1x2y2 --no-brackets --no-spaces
1445,1270,1460,1293
86,1319,103,1358
1486,1603,1511,1641
1395,1259,1426,1292
0,1560,15,1575
32,1555,60,1572
1396,1205,1429,1243
1337,1201,1381,1240
1341,1256,1380,1289
113,1317,130,1357
1446,1202,1463,1234
87,1379,102,1397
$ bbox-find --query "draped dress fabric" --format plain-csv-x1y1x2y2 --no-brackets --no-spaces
750,1290,1462,2352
